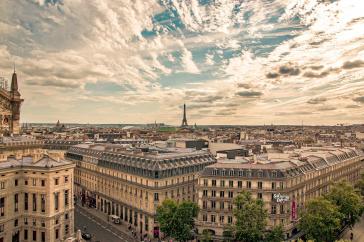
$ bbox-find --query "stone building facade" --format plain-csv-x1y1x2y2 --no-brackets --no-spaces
0,71,23,135
196,147,363,241
66,143,215,238
0,139,75,242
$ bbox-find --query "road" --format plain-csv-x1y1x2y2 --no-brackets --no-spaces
341,214,364,242
75,207,135,242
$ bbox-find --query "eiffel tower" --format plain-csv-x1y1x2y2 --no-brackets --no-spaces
181,103,188,127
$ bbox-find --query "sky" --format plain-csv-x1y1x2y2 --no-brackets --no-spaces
0,0,364,125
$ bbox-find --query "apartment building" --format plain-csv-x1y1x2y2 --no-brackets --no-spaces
196,147,363,241
0,146,75,242
66,143,215,238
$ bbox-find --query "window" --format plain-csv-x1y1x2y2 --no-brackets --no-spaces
14,219,18,227
202,214,207,221
0,197,4,216
33,230,37,241
211,190,216,197
211,201,216,209
65,224,69,235
15,179,18,186
247,181,251,188
228,203,233,211
279,181,284,189
0,182,4,189
41,194,46,213
32,219,36,226
24,229,28,240
271,205,276,214
280,204,284,214
272,182,276,190
219,215,224,223
220,202,225,209
228,191,234,198
257,193,263,200
41,232,45,242
258,182,263,189
24,218,28,225
0,224,3,232
211,215,216,223
203,179,208,186
32,179,36,186
203,201,207,209
64,190,69,206
14,194,18,212
41,180,45,187
229,180,233,187
228,216,233,224
212,180,216,187
64,176,69,183
54,178,59,186
55,229,59,239
65,213,69,220
54,192,59,211
41,220,45,227
33,194,37,211
154,193,159,201
220,180,225,187
24,180,28,185
203,190,208,197
238,181,242,188
24,193,28,211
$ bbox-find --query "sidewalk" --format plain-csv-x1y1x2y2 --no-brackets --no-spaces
340,214,364,242
76,203,140,242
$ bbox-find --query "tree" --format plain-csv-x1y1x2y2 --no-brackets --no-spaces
156,199,199,242
354,173,364,196
265,225,284,242
233,191,268,242
201,229,212,242
325,181,364,227
299,197,342,242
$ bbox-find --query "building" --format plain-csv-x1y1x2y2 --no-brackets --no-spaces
66,143,215,238
0,70,24,135
196,147,363,241
0,138,76,242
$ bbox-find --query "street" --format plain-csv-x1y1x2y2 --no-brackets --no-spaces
341,214,364,242
75,207,136,242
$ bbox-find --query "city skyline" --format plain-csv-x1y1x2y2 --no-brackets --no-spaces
1,0,364,125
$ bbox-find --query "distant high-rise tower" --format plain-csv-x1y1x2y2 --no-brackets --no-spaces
181,103,188,127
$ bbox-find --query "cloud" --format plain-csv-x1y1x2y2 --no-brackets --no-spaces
342,60,364,69
353,96,364,103
235,91,263,98
278,64,300,76
345,104,361,109
266,72,279,79
26,79,82,88
303,70,330,78
307,97,327,104
317,106,336,111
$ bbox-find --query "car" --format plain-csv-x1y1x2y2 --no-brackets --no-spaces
82,233,92,240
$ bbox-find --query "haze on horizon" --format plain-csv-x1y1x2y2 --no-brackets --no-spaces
0,0,364,125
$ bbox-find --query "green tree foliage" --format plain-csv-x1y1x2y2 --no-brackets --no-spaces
354,173,364,196
156,199,199,242
325,181,364,227
233,191,268,242
201,229,212,242
265,225,284,242
299,197,342,242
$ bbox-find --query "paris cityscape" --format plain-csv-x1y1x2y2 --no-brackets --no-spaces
0,1,364,242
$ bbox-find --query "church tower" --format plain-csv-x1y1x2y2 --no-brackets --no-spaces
0,68,24,135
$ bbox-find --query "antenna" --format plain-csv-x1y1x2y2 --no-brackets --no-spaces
13,62,16,73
